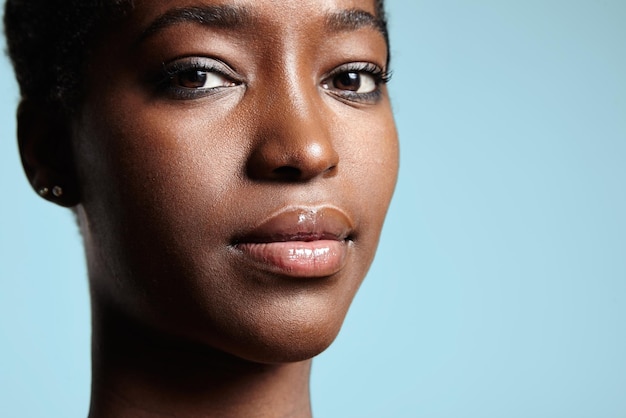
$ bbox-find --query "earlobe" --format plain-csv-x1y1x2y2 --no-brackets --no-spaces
17,99,80,207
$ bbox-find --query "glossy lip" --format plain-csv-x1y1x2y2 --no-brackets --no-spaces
232,207,354,278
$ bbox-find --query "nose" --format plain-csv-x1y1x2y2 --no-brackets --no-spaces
246,89,339,182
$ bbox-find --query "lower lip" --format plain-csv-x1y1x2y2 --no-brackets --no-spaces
234,240,348,278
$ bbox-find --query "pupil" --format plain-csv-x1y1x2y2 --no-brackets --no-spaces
335,72,360,91
179,70,207,88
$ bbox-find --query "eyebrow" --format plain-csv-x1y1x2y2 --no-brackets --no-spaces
137,5,253,44
136,5,387,45
325,9,387,39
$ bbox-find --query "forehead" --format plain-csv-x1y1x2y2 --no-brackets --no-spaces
125,0,381,37
129,0,379,15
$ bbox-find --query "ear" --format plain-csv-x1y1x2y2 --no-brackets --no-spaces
17,99,80,207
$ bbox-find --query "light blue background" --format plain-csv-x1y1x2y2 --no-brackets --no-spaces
1,1,625,417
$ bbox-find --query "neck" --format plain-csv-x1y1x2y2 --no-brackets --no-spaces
88,307,313,418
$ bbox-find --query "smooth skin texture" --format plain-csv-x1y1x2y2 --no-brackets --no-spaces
18,0,398,416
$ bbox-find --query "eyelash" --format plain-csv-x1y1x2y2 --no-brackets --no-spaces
154,58,392,102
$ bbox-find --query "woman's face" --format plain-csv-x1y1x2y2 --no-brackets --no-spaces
73,0,398,362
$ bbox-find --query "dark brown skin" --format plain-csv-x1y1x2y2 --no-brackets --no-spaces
18,0,398,416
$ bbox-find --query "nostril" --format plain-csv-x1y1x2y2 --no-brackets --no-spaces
272,166,302,181
325,164,338,174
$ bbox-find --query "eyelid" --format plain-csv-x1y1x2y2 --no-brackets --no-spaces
323,62,391,83
161,57,238,78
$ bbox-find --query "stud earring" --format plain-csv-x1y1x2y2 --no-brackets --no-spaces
52,186,64,197
38,187,50,197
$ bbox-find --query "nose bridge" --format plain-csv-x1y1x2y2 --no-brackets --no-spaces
246,58,339,182
271,79,327,149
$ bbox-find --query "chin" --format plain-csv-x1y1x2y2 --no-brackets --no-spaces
230,319,345,364
183,293,353,364
228,333,339,365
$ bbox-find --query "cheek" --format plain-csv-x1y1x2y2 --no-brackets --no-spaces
74,100,244,309
77,96,245,230
337,107,399,225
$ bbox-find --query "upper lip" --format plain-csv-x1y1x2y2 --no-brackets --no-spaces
233,207,354,244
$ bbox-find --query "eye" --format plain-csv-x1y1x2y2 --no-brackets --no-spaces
331,71,377,94
172,69,236,90
321,62,391,103
156,57,241,99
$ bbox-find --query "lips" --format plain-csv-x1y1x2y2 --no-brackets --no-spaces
232,207,354,278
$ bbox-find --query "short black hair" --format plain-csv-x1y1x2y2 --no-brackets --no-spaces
4,0,131,107
4,0,388,109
